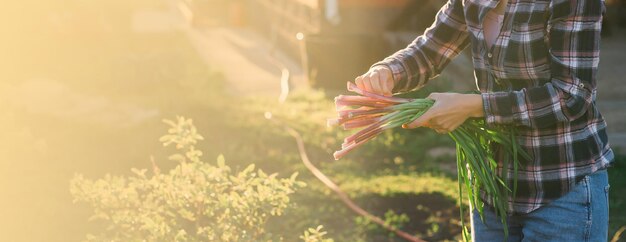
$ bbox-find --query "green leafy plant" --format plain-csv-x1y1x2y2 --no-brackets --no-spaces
70,116,306,241
354,209,410,239
300,225,334,242
383,210,411,238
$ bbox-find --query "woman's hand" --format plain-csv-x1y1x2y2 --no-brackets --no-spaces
403,93,484,133
354,65,394,96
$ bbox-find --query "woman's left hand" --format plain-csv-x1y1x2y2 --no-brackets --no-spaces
402,93,484,133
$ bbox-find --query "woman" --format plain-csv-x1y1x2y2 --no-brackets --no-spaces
355,0,614,240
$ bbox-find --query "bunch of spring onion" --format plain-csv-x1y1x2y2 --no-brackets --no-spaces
328,82,530,240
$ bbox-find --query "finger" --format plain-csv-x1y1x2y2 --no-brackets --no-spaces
436,115,464,132
368,72,380,93
445,119,465,133
440,122,459,133
370,74,382,94
363,76,374,93
430,125,446,130
432,117,451,129
448,123,461,132
428,122,447,133
429,124,446,133
429,125,441,132
438,123,452,133
381,82,391,96
379,71,393,96
355,76,365,90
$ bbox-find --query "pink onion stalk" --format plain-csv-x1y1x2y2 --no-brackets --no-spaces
335,95,396,107
342,117,378,130
329,83,434,160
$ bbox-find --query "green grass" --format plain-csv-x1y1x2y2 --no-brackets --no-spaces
609,154,626,239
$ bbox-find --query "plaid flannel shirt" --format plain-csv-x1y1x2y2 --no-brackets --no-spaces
375,0,614,213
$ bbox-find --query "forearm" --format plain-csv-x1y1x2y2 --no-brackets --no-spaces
373,0,470,94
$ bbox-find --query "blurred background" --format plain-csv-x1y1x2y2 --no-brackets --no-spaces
0,0,625,241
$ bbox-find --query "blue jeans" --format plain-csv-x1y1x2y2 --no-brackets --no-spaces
471,170,610,242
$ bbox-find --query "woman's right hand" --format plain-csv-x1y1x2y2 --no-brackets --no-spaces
354,65,395,97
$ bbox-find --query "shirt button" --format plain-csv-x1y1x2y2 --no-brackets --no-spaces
487,52,493,58
578,83,584,88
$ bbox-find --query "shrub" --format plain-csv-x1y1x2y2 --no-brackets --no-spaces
70,116,306,241
300,225,334,242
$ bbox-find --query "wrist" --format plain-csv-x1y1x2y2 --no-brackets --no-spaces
465,94,484,118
